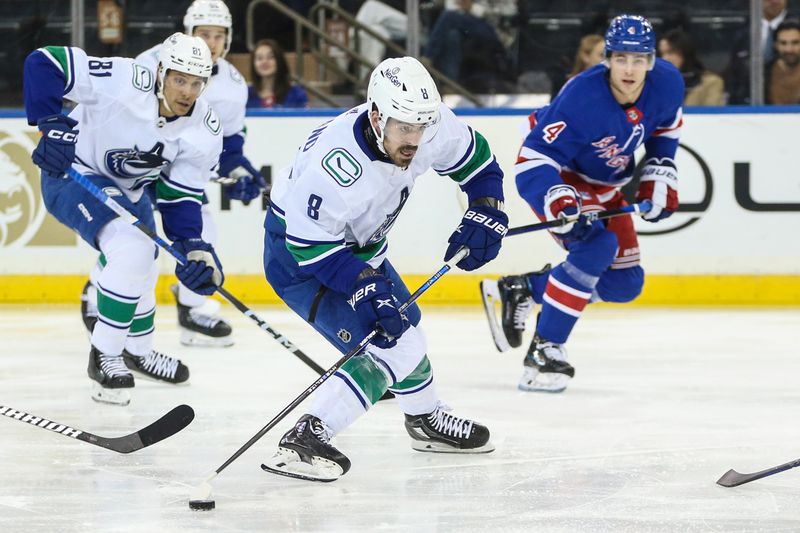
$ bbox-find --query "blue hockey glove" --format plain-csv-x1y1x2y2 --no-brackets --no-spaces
543,184,593,242
32,114,79,177
350,270,409,349
444,204,508,271
219,154,266,205
173,238,224,295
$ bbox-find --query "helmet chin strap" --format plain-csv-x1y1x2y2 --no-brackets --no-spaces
368,111,389,156
156,66,175,115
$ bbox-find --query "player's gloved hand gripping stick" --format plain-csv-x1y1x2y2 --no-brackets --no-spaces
66,167,327,376
505,200,653,237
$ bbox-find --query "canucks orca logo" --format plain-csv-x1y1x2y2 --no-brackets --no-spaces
104,142,169,189
366,187,410,244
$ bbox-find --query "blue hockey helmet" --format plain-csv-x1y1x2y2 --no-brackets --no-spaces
605,14,656,55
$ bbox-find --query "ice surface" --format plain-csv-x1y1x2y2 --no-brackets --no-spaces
1,304,800,532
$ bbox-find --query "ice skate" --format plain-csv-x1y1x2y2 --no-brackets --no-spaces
404,402,494,453
261,414,351,482
480,266,548,352
80,279,98,334
518,333,574,393
172,284,233,347
87,346,134,406
122,349,189,384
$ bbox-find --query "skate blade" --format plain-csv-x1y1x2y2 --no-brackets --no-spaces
479,280,511,353
180,329,234,348
91,383,131,406
518,368,570,393
260,448,343,482
410,440,495,454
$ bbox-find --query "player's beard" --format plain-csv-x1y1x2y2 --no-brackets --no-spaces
388,144,417,168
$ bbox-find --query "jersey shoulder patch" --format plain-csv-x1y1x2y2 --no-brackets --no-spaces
228,64,245,84
321,148,362,187
542,121,567,144
204,107,222,135
131,64,154,92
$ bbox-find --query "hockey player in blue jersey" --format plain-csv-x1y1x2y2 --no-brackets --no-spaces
260,57,508,481
480,14,684,393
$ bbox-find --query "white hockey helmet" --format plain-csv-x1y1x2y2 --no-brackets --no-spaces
184,0,233,58
366,57,441,151
156,32,213,110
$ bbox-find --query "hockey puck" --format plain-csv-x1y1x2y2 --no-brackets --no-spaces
189,499,215,511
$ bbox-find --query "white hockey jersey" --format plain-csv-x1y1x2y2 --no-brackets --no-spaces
270,103,500,276
28,46,222,205
136,45,248,140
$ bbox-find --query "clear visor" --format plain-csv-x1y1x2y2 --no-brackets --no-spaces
607,51,655,70
164,71,208,95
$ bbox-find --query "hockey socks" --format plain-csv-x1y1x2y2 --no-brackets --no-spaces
537,263,594,345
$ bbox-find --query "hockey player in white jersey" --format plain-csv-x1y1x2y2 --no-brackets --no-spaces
24,33,224,405
81,0,262,347
261,57,508,481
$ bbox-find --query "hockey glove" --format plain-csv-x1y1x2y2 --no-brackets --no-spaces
444,204,508,271
543,184,592,241
222,158,267,205
636,158,679,222
32,114,79,177
173,238,224,296
350,269,408,349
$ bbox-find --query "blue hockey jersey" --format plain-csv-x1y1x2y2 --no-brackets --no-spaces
516,58,684,214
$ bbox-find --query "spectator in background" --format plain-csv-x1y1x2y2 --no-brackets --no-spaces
352,0,407,79
766,19,800,104
247,39,308,108
725,0,794,104
423,0,512,92
659,29,724,106
568,35,605,78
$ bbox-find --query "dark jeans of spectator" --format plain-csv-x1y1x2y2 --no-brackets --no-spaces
424,10,508,86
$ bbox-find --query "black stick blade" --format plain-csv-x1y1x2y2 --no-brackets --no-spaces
717,458,800,488
99,404,195,454
717,469,748,487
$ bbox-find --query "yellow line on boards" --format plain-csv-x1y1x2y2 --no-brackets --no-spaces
1,274,799,306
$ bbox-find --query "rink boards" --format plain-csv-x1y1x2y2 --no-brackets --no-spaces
0,108,798,305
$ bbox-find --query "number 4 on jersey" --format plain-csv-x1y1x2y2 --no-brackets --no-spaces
542,121,567,144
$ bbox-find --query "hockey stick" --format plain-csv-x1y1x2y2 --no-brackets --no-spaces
66,168,326,376
0,404,194,454
188,248,469,510
506,200,652,237
717,458,800,487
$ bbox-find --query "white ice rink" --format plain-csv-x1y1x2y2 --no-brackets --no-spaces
2,303,800,532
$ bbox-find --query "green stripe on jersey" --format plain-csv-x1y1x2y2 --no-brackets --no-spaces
352,239,386,261
42,46,71,87
441,131,493,184
286,241,341,264
286,237,386,265
155,180,203,203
